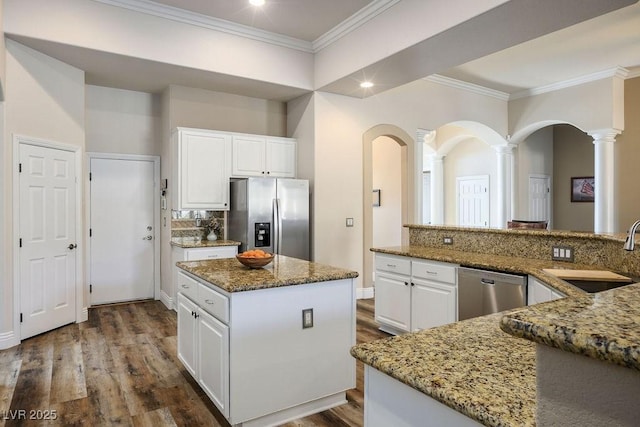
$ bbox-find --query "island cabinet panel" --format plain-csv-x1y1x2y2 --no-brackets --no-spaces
374,253,457,335
177,293,198,378
229,279,355,424
364,365,482,427
197,309,229,417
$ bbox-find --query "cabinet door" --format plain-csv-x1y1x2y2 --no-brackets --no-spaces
177,293,198,377
411,279,456,332
198,309,230,418
375,272,411,332
265,138,296,177
232,135,266,177
180,132,231,210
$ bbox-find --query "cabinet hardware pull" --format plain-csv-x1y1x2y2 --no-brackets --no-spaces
411,282,415,286
182,284,189,289
387,264,396,268
205,299,214,305
426,270,437,275
404,281,409,286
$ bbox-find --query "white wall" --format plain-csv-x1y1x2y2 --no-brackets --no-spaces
85,85,162,155
2,39,85,346
443,138,497,226
372,136,402,248
515,127,554,220
292,79,507,288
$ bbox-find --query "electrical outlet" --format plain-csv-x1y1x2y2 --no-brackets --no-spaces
443,236,453,245
552,246,575,262
346,218,354,227
302,308,313,329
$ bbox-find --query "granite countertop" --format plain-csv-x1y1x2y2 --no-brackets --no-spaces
177,255,358,293
357,244,640,426
371,245,597,297
170,237,241,248
500,283,640,372
350,312,536,427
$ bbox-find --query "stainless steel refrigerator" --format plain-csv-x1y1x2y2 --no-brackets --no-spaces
228,178,310,260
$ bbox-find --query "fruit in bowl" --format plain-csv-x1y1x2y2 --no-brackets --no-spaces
236,249,274,268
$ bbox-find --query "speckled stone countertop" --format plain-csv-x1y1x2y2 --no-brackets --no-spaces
170,237,241,248
351,312,536,427
357,244,640,426
177,255,358,293
500,283,640,372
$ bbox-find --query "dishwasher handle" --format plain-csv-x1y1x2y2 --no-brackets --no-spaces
480,278,496,285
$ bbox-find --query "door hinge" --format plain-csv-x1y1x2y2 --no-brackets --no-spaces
89,228,92,237
90,284,92,294
89,172,92,181
19,163,22,173
19,238,22,248
547,187,550,193
20,313,23,323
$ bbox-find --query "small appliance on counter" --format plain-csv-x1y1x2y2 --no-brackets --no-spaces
228,177,310,260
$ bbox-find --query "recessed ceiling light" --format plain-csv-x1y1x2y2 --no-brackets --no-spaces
249,0,265,6
360,81,374,88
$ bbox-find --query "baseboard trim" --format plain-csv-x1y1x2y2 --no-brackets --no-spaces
80,306,89,322
356,287,375,299
160,290,174,310
0,330,20,350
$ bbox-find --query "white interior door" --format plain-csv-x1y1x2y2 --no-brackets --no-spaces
19,143,77,339
529,175,551,226
457,175,489,228
90,157,156,305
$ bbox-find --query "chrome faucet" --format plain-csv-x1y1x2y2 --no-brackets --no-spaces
623,220,640,251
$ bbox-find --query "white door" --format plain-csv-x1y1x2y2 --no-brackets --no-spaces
457,175,489,228
19,143,77,339
90,157,155,304
529,175,551,226
374,273,411,332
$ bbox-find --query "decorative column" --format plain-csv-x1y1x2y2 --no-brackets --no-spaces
427,154,445,225
494,144,515,229
589,129,620,233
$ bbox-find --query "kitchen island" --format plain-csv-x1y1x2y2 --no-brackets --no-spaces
176,255,358,427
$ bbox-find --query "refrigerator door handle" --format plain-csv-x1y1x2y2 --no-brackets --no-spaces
276,198,283,254
273,198,281,254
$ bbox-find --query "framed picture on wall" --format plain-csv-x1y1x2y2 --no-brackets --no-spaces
571,177,595,202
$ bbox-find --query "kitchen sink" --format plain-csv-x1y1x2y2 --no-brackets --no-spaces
543,268,640,293
563,278,637,293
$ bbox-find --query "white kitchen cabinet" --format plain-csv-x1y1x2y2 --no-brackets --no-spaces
177,287,230,418
171,245,238,310
527,276,564,305
172,128,231,210
232,135,296,178
375,254,457,335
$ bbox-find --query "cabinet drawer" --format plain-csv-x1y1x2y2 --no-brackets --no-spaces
177,271,198,301
412,260,456,284
185,246,237,261
376,255,411,276
197,283,229,324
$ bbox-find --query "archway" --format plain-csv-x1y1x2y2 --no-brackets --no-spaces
363,125,415,292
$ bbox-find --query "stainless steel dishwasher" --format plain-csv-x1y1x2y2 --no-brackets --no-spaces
457,267,527,321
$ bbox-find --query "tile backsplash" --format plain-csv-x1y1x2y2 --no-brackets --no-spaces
171,210,225,240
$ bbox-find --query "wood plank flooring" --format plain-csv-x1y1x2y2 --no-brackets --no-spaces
0,299,389,426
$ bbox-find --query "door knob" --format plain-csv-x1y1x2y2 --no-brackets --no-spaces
68,243,77,250
143,235,153,240
147,226,152,231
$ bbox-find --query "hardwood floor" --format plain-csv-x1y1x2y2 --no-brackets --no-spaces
0,299,389,426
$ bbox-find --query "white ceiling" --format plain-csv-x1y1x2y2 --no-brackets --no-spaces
8,0,640,100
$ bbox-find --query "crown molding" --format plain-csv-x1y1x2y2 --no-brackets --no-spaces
627,67,640,79
312,0,400,51
424,74,510,101
510,66,630,100
93,0,399,54
93,0,314,52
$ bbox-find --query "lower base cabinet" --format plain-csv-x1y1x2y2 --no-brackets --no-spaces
374,254,457,335
528,276,565,305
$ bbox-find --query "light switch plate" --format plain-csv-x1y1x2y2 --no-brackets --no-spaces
346,218,354,227
552,245,574,262
443,236,453,245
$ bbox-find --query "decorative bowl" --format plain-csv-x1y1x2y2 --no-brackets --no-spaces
236,253,274,268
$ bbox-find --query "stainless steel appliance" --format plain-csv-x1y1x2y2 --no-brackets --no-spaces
228,178,310,260
457,267,526,321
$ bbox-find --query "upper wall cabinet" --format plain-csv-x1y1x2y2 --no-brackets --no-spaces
173,128,232,210
232,135,296,178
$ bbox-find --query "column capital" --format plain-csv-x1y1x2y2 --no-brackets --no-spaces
416,129,435,145
493,143,516,154
587,128,621,143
